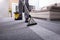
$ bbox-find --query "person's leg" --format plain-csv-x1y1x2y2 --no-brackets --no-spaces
25,14,29,22
18,0,23,20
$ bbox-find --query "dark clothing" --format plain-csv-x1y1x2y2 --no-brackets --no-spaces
19,0,30,20
18,0,23,20
19,0,23,14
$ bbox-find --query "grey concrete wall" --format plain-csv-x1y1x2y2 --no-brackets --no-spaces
0,0,9,18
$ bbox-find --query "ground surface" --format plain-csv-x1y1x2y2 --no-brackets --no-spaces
0,18,60,40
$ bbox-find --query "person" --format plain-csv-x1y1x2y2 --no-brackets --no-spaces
22,0,30,22
19,0,37,26
18,0,23,20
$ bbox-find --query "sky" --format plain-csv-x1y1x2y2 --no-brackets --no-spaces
29,0,60,10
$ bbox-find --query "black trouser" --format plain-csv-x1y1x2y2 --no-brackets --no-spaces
19,0,23,20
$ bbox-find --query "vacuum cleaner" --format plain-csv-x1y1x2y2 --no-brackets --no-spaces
19,0,37,26
27,15,37,26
